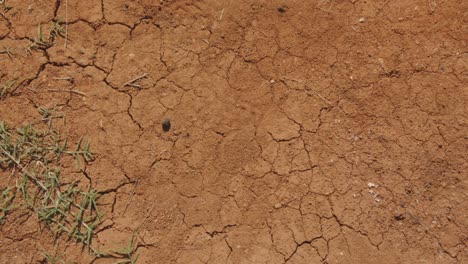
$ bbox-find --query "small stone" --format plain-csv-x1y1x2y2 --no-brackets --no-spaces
270,79,275,84
367,182,378,188
394,214,405,221
359,17,366,23
274,203,282,209
162,118,171,132
277,6,286,13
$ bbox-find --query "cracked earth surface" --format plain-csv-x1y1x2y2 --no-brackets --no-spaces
1,0,467,263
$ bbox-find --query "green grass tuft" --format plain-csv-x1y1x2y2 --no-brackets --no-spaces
28,20,65,52
0,187,16,224
0,0,12,13
0,121,100,251
0,47,15,59
1,117,140,262
0,79,17,98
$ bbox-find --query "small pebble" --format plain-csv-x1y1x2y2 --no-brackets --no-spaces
394,214,405,221
162,118,171,132
359,17,366,23
277,6,286,13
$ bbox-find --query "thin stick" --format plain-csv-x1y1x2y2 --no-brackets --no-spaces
123,73,148,88
53,77,74,81
407,212,429,230
7,166,15,184
136,202,156,231
219,8,225,20
64,0,68,49
281,77,332,105
281,76,348,115
121,176,140,216
46,89,86,97
428,0,437,13
125,83,142,89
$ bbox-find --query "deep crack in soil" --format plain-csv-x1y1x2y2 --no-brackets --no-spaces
0,0,467,263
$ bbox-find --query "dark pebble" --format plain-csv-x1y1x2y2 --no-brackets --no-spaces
277,6,286,13
162,118,171,132
394,214,405,221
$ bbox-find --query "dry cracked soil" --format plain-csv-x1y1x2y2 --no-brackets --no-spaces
0,0,467,263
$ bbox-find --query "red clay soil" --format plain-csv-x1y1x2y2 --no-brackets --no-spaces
1,0,467,263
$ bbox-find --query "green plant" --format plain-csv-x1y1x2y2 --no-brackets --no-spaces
41,252,65,264
38,106,64,128
65,137,94,170
0,47,14,59
90,231,140,263
0,0,12,13
0,121,100,251
112,232,140,264
0,79,17,98
28,20,65,52
0,119,140,262
0,187,15,224
49,19,65,43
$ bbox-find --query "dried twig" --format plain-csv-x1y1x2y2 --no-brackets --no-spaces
53,76,74,81
281,76,332,104
428,0,437,13
64,0,68,49
281,76,348,115
125,83,142,89
121,176,140,216
123,73,148,88
407,212,429,230
219,8,225,20
136,202,157,231
46,88,86,97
